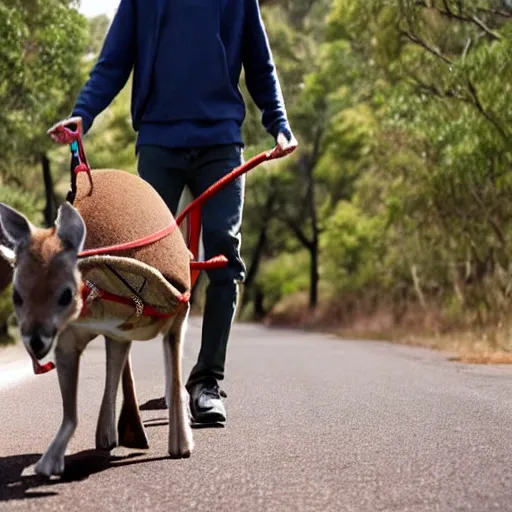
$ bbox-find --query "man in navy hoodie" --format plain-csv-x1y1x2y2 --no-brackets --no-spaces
53,0,296,424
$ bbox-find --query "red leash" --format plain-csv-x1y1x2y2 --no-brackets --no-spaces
51,121,297,271
175,144,296,226
76,145,296,259
77,218,179,258
31,122,296,376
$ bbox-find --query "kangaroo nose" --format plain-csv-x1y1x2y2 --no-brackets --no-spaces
23,324,54,359
30,333,45,356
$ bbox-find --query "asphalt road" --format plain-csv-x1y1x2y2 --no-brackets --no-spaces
1,319,512,511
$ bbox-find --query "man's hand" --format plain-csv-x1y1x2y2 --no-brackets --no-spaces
276,126,298,151
47,116,83,144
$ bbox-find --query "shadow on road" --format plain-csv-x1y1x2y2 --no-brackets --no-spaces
0,450,168,502
0,453,55,501
140,397,167,410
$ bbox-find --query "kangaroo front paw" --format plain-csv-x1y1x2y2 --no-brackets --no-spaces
168,406,194,459
96,430,118,451
96,417,118,451
34,451,65,477
168,434,193,459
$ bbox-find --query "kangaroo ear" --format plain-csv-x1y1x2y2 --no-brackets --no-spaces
0,245,15,266
0,203,33,249
55,202,86,254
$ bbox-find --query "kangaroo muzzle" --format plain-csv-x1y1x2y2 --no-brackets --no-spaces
22,324,56,361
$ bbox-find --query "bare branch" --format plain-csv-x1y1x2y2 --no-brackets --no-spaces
476,7,512,18
469,15,502,40
416,2,502,40
410,76,459,99
307,127,323,242
410,74,510,143
461,37,472,62
410,264,427,310
284,217,313,249
466,79,509,141
441,0,453,16
400,30,453,64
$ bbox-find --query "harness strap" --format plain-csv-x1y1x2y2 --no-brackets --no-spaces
78,218,179,258
75,146,295,260
32,124,297,377
50,122,297,271
81,280,190,319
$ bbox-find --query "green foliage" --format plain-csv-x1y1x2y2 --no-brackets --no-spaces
243,0,512,328
0,0,87,237
0,0,87,339
257,250,310,309
0,285,15,345
0,0,87,171
0,184,43,224
85,14,110,55
321,201,385,293
313,0,512,324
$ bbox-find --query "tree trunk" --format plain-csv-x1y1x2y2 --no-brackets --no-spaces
241,193,276,310
304,130,321,310
41,153,57,227
410,264,427,310
253,286,266,320
309,238,319,309
0,320,7,339
278,127,323,311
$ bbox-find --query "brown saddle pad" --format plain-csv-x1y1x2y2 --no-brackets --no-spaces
76,255,187,336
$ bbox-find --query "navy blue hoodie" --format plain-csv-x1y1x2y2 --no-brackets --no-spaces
72,0,290,148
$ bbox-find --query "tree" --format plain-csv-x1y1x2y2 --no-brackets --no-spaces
0,0,87,340
315,0,512,327
241,0,335,310
0,0,87,216
243,0,512,333
84,14,111,56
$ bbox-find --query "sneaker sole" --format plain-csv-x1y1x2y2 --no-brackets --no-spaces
191,409,226,424
191,420,225,429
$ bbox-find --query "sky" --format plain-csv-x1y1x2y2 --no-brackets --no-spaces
78,0,119,18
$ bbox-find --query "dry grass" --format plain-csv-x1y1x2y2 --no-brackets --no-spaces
449,352,512,364
265,292,512,365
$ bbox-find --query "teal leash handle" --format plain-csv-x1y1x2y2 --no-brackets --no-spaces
66,140,81,204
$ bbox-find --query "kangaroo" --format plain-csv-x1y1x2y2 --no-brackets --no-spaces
0,229,13,292
0,168,194,477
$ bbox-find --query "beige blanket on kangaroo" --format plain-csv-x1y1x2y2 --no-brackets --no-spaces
76,255,187,339
71,169,191,340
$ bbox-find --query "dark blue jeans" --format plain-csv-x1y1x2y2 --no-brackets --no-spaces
137,144,245,389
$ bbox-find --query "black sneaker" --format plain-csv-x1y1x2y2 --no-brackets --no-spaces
189,378,227,424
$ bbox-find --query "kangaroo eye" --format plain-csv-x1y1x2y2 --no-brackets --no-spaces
58,288,73,307
12,288,23,307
